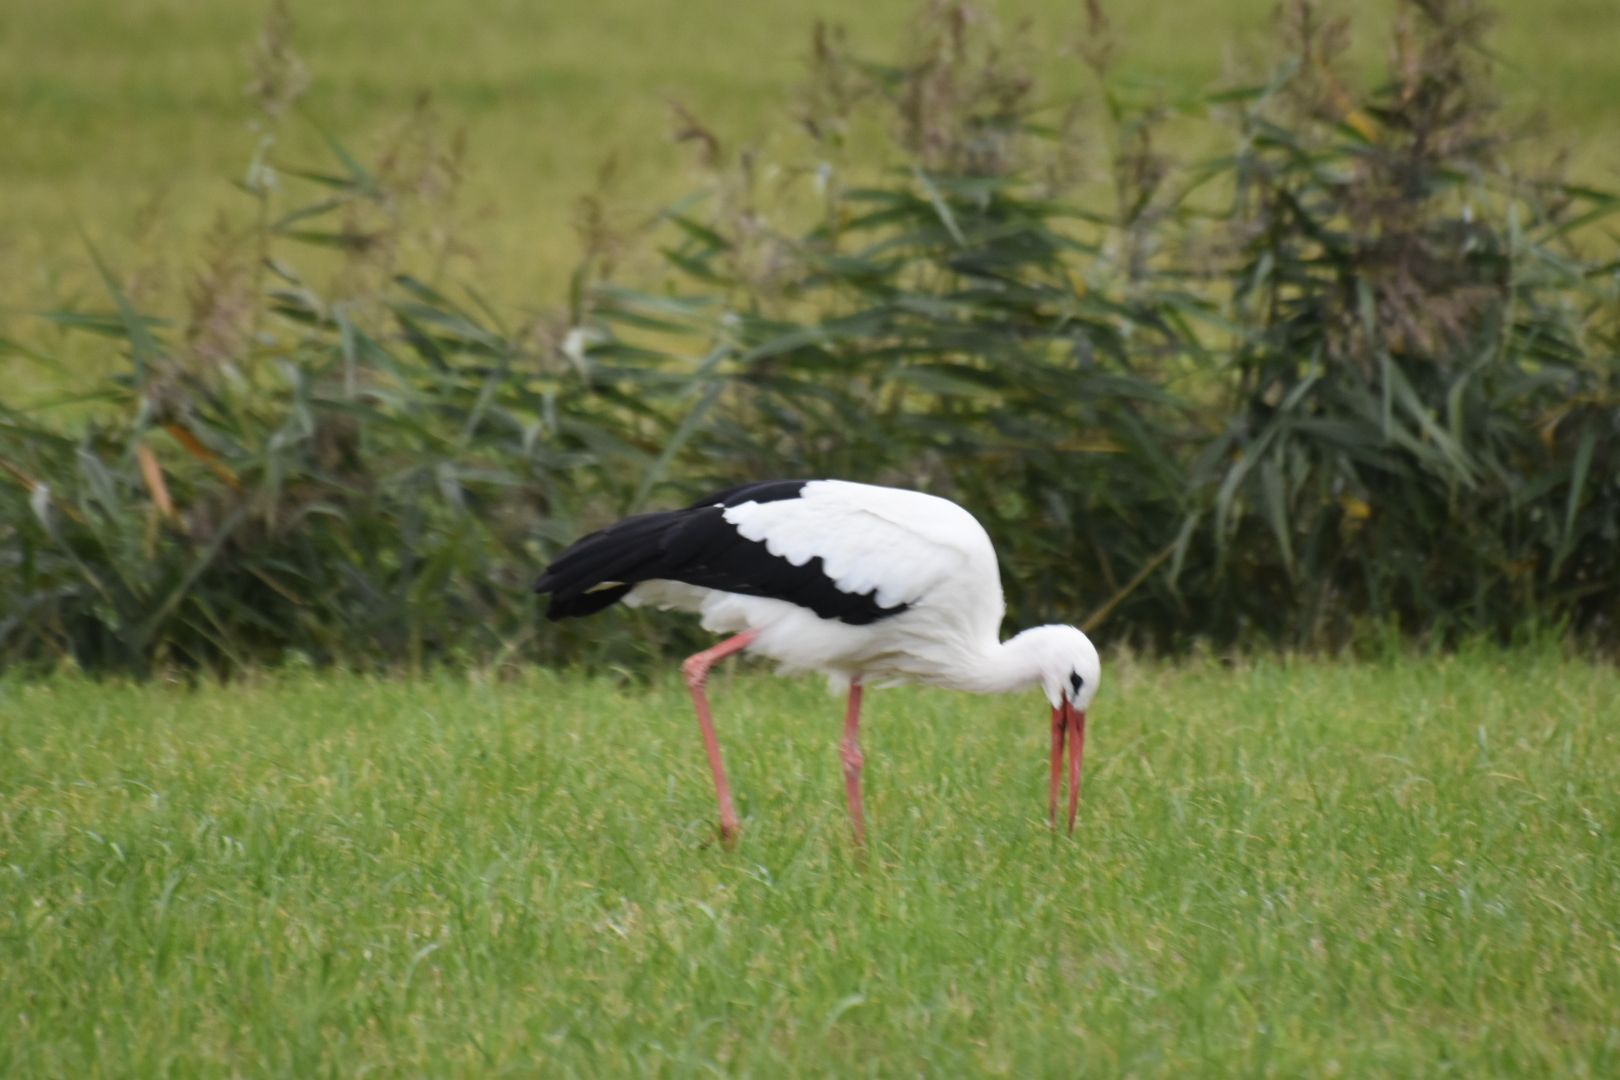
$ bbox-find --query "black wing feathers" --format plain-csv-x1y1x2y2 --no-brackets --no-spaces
534,483,908,625
532,510,684,619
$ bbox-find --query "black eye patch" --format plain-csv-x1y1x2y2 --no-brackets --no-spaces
1069,672,1085,695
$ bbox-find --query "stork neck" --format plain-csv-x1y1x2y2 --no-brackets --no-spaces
958,628,1054,695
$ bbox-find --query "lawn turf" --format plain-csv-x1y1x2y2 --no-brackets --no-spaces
3,648,1616,1074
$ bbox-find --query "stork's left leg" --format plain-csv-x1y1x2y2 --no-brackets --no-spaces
682,630,757,843
841,679,866,846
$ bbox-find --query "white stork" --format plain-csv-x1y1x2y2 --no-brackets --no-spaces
534,479,1101,844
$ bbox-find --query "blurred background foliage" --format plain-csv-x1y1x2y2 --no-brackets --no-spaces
2,0,1616,675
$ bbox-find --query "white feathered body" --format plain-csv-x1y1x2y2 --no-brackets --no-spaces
626,480,1005,691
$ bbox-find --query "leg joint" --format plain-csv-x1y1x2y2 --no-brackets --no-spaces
681,655,708,686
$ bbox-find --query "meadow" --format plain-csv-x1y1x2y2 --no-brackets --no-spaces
4,649,1617,1075
4,0,1619,320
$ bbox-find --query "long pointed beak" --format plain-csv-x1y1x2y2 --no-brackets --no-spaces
1048,700,1088,834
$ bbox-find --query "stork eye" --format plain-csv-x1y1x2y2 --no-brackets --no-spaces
1069,672,1084,694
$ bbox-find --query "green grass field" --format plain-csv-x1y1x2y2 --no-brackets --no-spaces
4,0,1618,319
5,650,1617,1075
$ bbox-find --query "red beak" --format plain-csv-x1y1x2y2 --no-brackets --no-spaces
1048,700,1087,834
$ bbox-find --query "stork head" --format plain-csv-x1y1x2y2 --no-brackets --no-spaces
1009,623,1100,835
1026,624,1101,713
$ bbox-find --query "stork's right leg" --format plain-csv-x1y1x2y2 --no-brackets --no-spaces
681,630,757,842
841,679,866,846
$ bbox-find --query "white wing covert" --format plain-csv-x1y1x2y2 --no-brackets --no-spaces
721,480,1002,618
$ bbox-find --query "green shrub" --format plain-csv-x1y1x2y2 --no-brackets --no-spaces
1179,0,1620,644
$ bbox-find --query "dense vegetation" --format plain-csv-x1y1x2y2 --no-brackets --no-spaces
2,0,1616,675
5,654,1618,1073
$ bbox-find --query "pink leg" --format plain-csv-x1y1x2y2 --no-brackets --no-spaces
841,680,866,845
681,630,757,842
